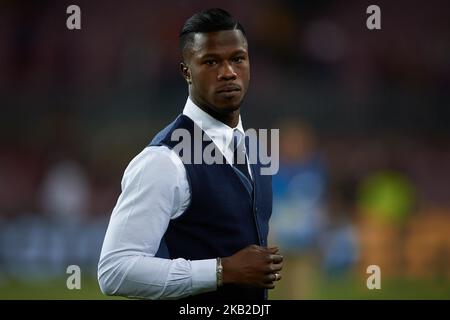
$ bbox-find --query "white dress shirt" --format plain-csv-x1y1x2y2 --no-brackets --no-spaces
98,97,249,299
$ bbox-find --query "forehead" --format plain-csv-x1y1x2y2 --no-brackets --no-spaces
190,30,248,56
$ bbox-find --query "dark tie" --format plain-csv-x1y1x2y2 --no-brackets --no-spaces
232,130,252,183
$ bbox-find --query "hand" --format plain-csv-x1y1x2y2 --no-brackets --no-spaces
221,245,283,289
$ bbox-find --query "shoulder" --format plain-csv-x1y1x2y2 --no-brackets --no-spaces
121,146,186,187
127,145,184,174
149,115,195,149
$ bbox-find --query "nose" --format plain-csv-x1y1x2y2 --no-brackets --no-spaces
217,61,237,81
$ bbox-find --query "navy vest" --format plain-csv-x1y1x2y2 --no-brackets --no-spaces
149,114,272,300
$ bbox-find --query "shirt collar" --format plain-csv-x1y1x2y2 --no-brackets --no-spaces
182,97,245,153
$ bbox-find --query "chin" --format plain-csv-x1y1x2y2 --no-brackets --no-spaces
214,97,242,112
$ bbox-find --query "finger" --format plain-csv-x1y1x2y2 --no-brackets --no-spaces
269,254,283,264
265,272,282,282
267,262,283,273
262,282,275,289
256,245,275,253
267,246,279,253
263,274,277,282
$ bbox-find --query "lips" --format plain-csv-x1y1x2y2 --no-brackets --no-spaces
216,84,241,93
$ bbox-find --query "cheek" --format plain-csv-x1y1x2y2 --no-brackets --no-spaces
239,68,250,87
194,72,216,90
238,64,250,78
243,71,250,82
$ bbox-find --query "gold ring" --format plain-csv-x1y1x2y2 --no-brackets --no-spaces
274,273,280,281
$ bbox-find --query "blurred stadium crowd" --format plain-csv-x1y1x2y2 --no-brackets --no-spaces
1,0,449,298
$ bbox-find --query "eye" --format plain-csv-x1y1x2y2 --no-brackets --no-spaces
231,56,245,63
204,59,217,66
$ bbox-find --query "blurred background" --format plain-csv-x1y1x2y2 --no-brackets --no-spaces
1,0,449,299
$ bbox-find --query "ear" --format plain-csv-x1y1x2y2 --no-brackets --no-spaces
180,62,192,85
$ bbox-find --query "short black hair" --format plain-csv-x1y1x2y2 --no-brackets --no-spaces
179,8,247,60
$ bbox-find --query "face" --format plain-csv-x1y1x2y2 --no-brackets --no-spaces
181,30,250,115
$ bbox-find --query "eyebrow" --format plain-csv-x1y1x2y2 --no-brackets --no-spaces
199,49,248,60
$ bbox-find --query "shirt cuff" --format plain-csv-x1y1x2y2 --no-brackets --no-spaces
191,259,217,295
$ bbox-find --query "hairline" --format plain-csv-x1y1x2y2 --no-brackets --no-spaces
181,29,248,63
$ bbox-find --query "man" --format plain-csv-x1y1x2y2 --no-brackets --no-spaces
98,8,283,300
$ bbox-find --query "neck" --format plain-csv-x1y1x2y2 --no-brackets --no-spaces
190,96,240,128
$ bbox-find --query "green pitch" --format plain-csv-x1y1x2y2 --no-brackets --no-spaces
1,276,449,300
